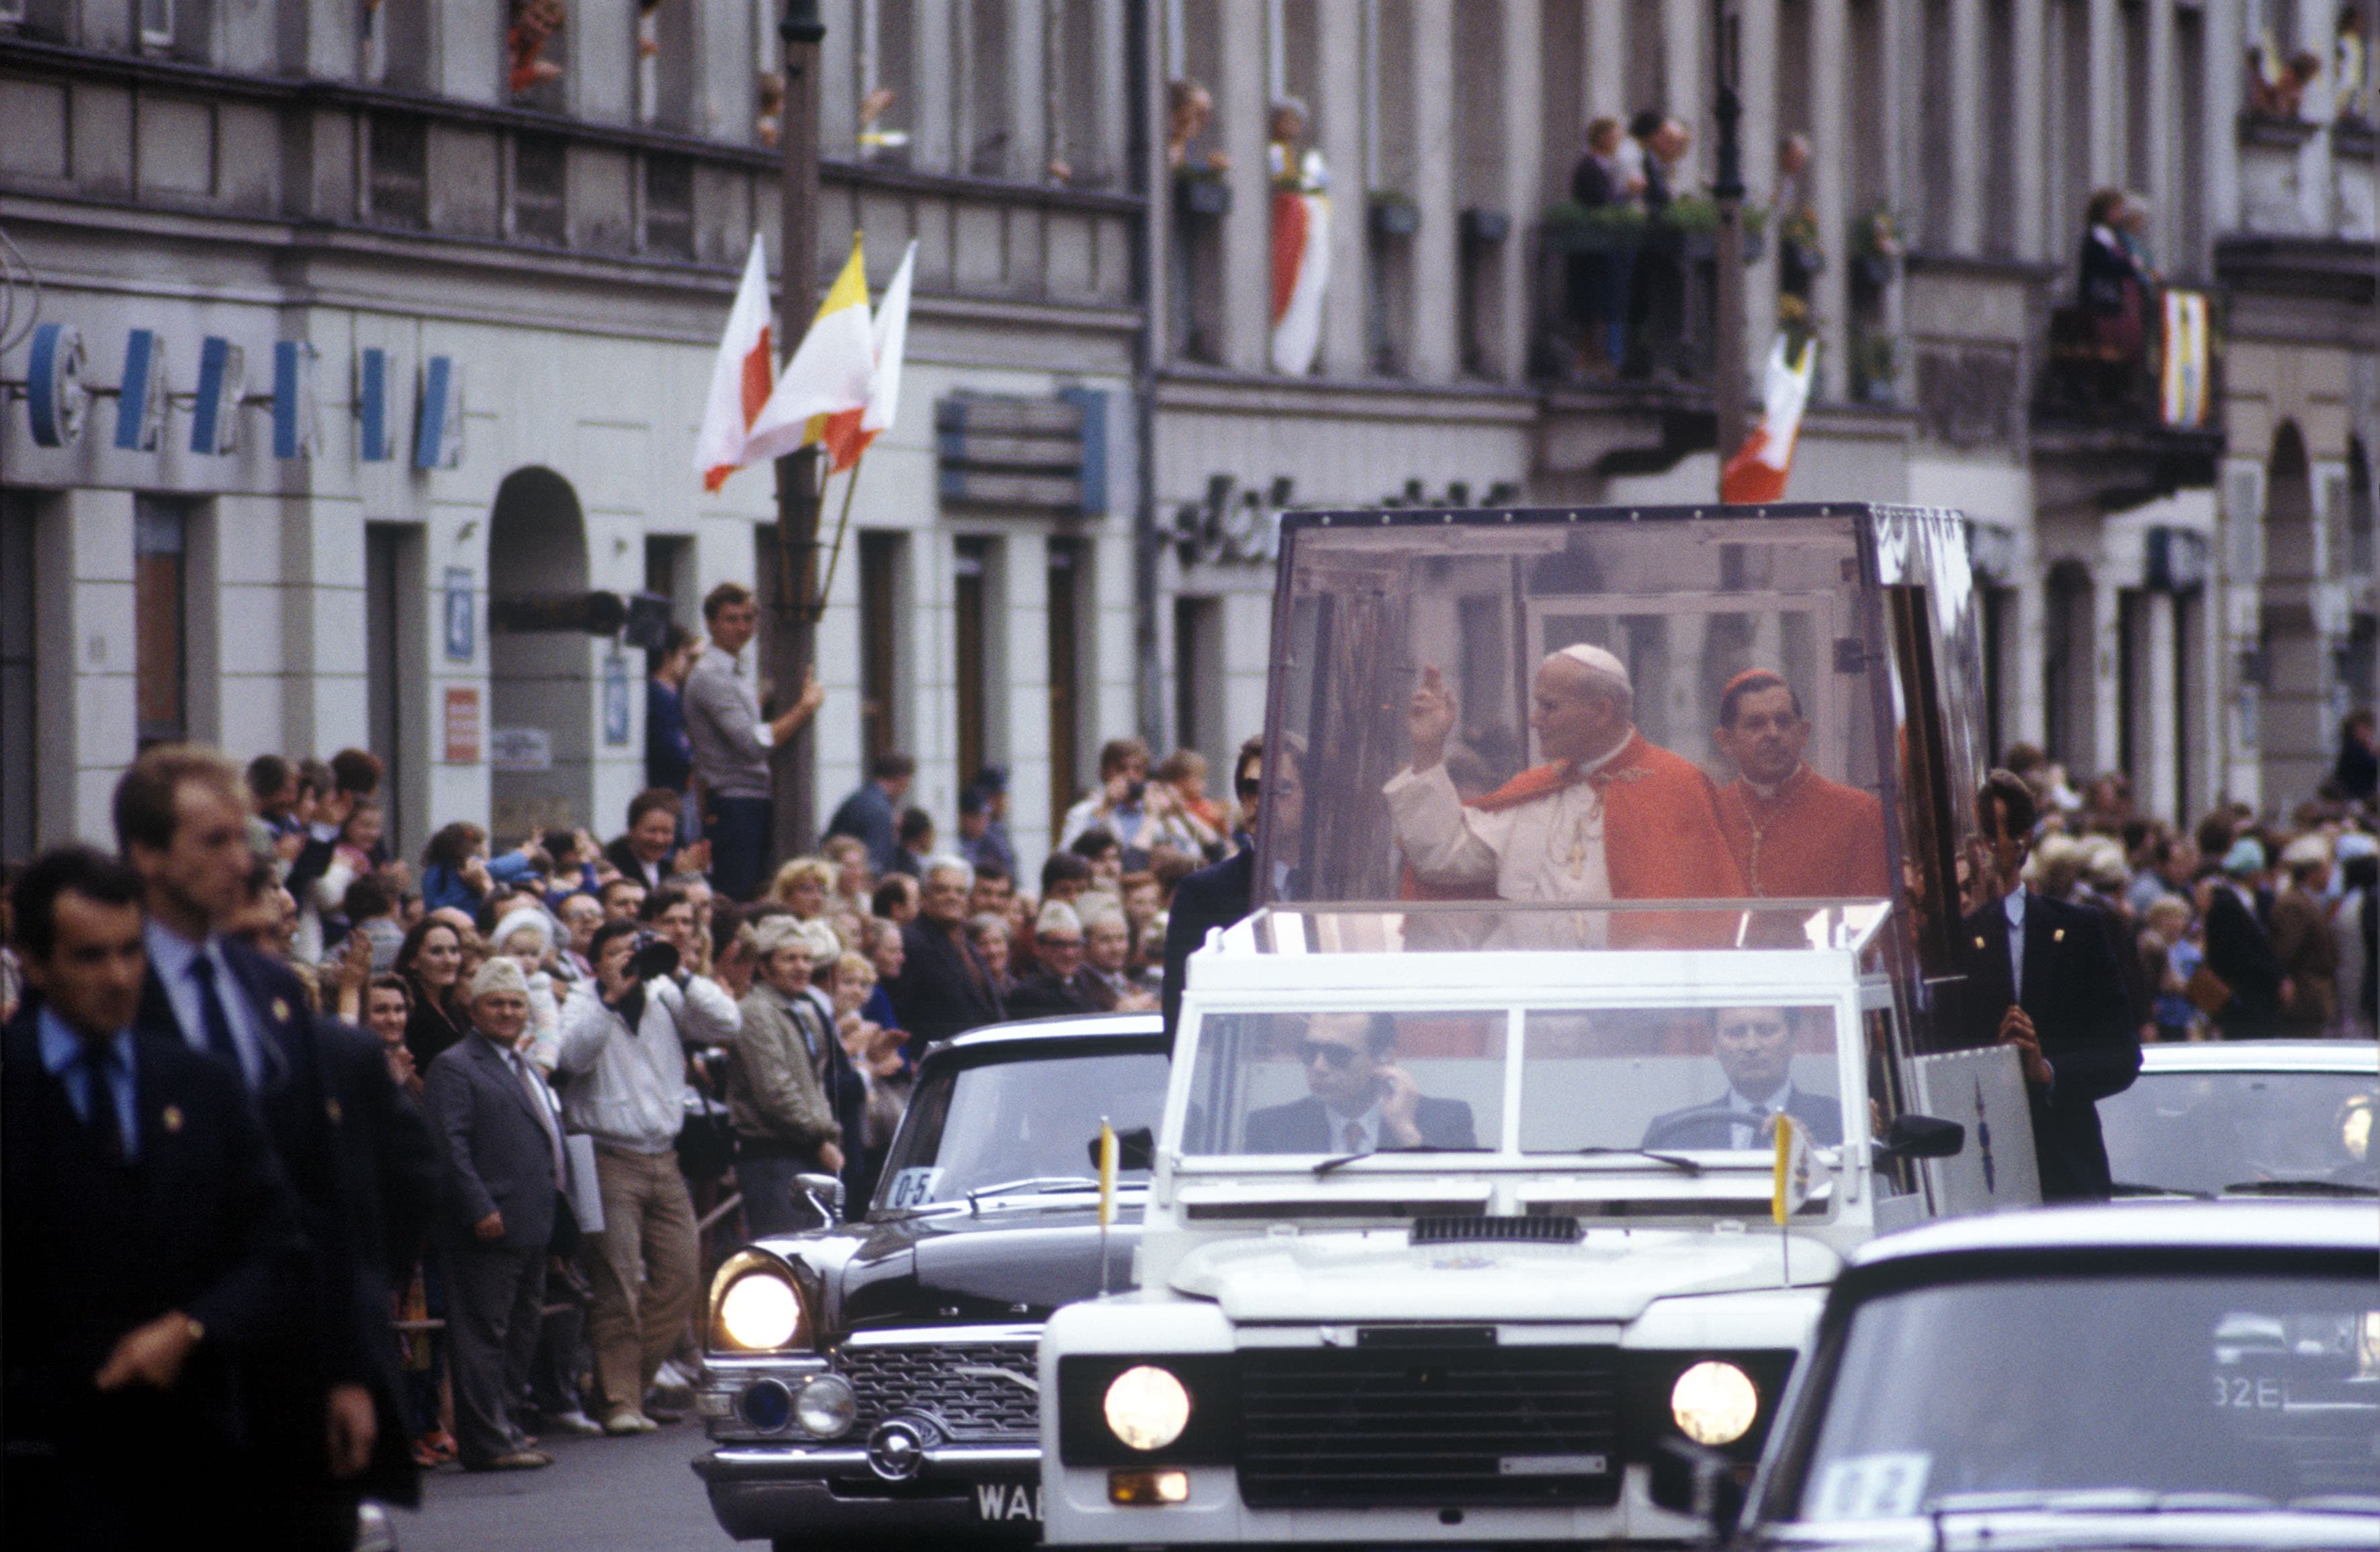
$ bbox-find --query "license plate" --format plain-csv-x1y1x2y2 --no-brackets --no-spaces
974,1482,1044,1522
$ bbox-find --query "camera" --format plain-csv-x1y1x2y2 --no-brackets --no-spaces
627,931,680,982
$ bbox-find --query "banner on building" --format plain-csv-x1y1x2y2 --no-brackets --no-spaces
443,687,482,763
2159,289,2211,430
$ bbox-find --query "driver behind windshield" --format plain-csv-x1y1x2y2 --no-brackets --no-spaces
1246,1012,1478,1154
1642,1006,1841,1149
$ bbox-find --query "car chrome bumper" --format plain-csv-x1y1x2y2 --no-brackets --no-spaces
695,1442,1045,1542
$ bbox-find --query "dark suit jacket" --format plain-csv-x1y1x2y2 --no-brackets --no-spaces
827,781,901,874
1642,1084,1844,1150
2203,883,2285,1037
1,1009,304,1477
603,834,673,890
889,918,1006,1045
1244,1092,1479,1154
1960,892,2142,1201
1005,969,1108,1021
1163,846,1255,1034
421,1031,562,1252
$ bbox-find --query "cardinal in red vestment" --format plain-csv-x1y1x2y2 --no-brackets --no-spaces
1384,646,1743,946
1710,670,1891,899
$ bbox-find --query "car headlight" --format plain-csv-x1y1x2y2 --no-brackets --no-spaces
795,1373,858,1437
1670,1359,1759,1445
1103,1365,1192,1451
718,1272,806,1351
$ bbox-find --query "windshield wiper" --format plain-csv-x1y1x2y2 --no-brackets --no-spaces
2217,1178,2378,1198
1930,1489,2281,1515
1311,1144,1460,1176
2111,1180,2212,1199
965,1175,1103,1208
1570,1146,1705,1175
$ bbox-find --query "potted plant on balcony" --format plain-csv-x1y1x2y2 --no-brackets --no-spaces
1779,208,1824,276
1175,164,1233,218
1661,195,1766,261
1542,199,1647,253
1849,203,1903,294
1369,189,1421,239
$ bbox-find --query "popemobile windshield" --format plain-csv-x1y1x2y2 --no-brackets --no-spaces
1040,503,2045,1547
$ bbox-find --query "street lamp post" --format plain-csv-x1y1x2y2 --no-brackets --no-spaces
1711,0,1749,490
770,0,826,857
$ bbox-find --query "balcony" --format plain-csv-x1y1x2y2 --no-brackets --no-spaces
1528,202,1766,388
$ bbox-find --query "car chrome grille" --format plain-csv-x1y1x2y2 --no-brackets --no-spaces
836,1338,1043,1442
1236,1344,1623,1508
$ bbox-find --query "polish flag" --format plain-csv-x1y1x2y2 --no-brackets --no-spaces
1270,189,1330,376
693,234,775,492
820,239,916,472
1721,336,1818,505
744,234,876,467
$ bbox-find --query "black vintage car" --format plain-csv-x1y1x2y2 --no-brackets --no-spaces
692,1013,1168,1549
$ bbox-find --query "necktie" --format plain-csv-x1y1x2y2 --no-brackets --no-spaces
187,954,245,1085
1343,1120,1366,1154
506,1048,566,1187
80,1046,127,1165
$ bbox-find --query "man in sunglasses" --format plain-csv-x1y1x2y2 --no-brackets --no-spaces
1243,1010,1477,1156
1161,735,1305,1033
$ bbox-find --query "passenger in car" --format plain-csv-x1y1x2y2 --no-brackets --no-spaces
1244,1010,1477,1154
1710,671,1890,900
1641,1006,1843,1149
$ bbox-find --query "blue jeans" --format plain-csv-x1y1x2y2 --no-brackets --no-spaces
706,795,773,902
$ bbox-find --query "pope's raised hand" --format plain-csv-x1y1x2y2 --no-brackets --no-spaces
1407,664,1458,771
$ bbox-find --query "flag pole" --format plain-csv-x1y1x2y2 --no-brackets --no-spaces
806,447,867,621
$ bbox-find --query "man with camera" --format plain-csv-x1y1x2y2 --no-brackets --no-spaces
554,918,740,1434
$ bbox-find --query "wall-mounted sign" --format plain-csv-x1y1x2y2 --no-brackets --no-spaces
603,652,631,746
443,686,482,763
116,330,167,451
489,727,552,772
443,567,475,662
271,341,319,460
414,355,464,470
357,346,397,462
190,335,245,455
26,322,89,448
936,391,1104,513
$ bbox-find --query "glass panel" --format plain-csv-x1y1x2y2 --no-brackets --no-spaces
2097,1070,2379,1197
1183,1009,1506,1156
1238,902,1890,955
877,1049,1171,1207
1517,1004,1844,1154
1793,1275,2380,1514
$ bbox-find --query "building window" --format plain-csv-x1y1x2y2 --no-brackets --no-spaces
1046,538,1083,833
858,0,918,165
365,523,416,857
1,494,37,860
0,0,30,29
965,0,1012,177
513,133,567,245
642,155,695,260
1174,595,1223,763
367,113,429,230
134,497,189,748
859,533,903,769
954,538,990,788
139,0,174,50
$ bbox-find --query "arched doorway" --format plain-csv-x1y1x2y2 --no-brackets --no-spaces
488,467,594,843
2262,423,2324,803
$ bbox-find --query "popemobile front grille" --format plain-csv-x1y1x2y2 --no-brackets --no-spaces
835,1338,1043,1442
1236,1344,1623,1508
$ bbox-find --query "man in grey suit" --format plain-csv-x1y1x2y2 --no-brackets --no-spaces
423,958,566,1471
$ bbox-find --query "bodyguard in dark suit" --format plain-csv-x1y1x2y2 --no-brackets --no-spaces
2202,844,2288,1038
4,847,306,1550
1243,1010,1479,1154
1641,1005,1844,1150
888,859,1006,1045
1163,736,1296,1033
1959,771,2142,1202
116,746,422,1540
423,957,566,1471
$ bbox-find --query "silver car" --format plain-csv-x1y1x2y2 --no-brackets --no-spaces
2098,1040,2377,1200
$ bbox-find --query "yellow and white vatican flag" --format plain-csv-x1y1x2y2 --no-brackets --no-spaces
744,233,876,466
821,238,916,473
693,234,775,492
1772,1112,1816,1225
1722,335,1817,505
1096,1117,1120,1229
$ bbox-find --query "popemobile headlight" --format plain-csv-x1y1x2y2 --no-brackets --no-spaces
1103,1365,1193,1452
718,1271,807,1352
795,1373,858,1437
1670,1360,1759,1446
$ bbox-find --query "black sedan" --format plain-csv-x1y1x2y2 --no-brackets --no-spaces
692,1013,1168,1549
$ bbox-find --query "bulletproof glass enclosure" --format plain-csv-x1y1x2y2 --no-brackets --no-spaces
1251,504,1988,1053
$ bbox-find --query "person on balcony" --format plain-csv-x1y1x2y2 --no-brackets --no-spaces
2078,188,2154,406
1567,117,1640,378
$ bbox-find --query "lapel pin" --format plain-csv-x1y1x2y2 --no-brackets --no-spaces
326,1097,343,1124
2052,928,2065,943
270,997,291,1023
161,1103,184,1133
1973,935,1986,949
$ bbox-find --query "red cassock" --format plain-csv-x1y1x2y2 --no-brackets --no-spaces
1715,765,1892,899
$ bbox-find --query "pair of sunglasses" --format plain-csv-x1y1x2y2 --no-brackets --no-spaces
1296,1041,1359,1070
1235,778,1262,800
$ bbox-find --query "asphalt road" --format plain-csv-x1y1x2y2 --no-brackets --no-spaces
393,1418,736,1552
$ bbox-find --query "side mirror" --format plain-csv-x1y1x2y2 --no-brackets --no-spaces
794,1171,846,1227
1877,1112,1964,1161
1648,1438,1745,1537
1085,1127,1157,1172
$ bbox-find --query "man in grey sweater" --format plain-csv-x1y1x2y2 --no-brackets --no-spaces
682,581,824,901
554,918,740,1433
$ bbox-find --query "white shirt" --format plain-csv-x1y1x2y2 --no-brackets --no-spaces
497,1037,568,1187
142,920,270,1089
1725,1080,1795,1151
2002,886,2027,996
1381,733,1632,947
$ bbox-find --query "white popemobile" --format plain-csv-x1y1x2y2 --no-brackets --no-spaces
1038,502,2039,1547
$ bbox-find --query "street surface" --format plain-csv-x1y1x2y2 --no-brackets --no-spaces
397,1419,728,1552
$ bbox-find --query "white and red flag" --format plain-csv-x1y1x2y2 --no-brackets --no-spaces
820,239,916,473
693,234,775,492
744,233,876,467
1721,335,1817,505
1270,187,1329,375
